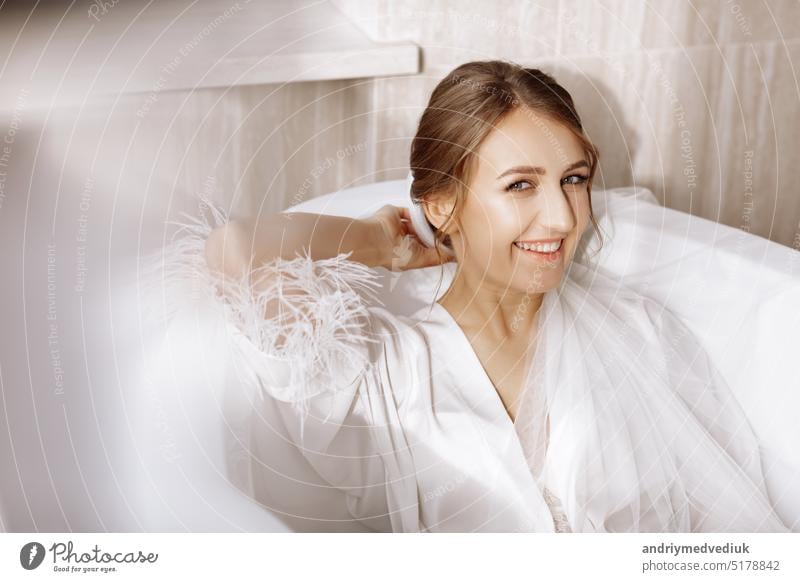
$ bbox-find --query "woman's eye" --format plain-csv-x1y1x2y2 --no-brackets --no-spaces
506,180,534,192
562,174,588,186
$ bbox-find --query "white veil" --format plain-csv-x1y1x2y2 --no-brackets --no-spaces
512,258,789,532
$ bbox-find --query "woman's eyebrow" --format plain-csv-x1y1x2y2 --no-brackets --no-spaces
563,160,590,173
496,159,588,180
496,165,545,179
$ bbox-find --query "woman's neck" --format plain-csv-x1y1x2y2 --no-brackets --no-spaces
437,276,543,340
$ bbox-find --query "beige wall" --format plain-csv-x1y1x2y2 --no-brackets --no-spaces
80,0,799,249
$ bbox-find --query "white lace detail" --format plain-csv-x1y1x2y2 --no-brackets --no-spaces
543,487,572,533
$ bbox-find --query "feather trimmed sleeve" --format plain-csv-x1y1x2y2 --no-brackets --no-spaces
139,199,386,431
138,200,421,532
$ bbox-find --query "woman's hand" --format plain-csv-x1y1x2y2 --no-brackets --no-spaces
366,204,456,271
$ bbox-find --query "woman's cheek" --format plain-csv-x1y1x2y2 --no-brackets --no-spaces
574,193,592,235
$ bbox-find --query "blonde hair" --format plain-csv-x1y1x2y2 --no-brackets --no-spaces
409,59,603,265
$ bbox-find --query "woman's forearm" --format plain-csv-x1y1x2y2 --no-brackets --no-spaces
249,211,386,267
205,211,388,279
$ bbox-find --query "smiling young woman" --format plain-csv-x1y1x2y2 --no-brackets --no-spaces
403,64,601,429
151,59,788,534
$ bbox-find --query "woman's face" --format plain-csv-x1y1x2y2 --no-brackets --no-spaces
446,107,592,296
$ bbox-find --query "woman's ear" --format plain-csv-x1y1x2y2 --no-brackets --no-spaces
422,191,457,236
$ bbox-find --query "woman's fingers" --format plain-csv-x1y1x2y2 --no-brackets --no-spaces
410,239,453,269
387,236,455,271
377,205,457,270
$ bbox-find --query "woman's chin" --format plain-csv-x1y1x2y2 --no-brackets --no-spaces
507,268,563,295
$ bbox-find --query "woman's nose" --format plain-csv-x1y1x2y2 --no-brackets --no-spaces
535,180,575,232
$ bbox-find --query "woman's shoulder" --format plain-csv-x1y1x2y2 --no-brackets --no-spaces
358,303,447,381
361,303,433,361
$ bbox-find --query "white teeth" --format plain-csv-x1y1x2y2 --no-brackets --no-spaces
514,239,562,253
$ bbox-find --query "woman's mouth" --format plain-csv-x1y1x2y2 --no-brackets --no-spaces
513,239,563,261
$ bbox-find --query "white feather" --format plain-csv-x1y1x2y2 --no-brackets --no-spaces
138,197,386,427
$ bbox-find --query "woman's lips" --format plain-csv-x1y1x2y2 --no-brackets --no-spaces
513,241,563,261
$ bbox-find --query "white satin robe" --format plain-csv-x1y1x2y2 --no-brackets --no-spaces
141,202,789,533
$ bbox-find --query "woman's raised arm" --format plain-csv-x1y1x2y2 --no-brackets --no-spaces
205,204,454,280
204,211,388,280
